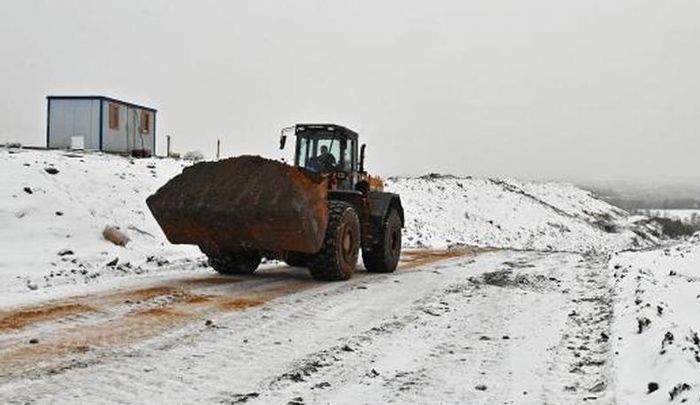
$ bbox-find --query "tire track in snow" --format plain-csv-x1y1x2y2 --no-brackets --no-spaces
234,253,615,405
0,249,489,404
0,248,483,384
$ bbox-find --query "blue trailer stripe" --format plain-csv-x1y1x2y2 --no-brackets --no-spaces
99,99,104,150
153,113,157,156
46,99,51,147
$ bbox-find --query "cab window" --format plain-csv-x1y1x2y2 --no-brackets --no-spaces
295,132,348,173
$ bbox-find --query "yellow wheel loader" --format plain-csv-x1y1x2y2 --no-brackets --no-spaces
147,124,403,281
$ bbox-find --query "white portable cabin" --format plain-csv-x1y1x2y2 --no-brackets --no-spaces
46,96,157,155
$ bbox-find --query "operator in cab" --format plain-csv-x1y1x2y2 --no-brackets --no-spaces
308,145,337,173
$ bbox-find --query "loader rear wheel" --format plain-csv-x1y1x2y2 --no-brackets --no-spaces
363,209,402,273
308,201,360,281
201,248,261,275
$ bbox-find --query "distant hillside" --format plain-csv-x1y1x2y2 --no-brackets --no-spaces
580,182,700,210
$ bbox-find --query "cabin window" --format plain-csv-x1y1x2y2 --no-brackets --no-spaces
108,104,119,129
140,111,151,134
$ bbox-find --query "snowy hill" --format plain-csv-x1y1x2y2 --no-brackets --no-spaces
388,175,659,252
0,148,201,297
0,148,659,296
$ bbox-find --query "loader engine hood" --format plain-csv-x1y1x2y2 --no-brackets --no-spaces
147,155,329,254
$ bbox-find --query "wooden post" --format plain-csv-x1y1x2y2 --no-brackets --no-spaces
216,139,221,160
166,135,171,157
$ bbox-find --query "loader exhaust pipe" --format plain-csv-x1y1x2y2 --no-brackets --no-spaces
359,144,366,173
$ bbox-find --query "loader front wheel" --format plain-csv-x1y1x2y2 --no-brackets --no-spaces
363,209,402,273
201,248,261,275
308,201,360,281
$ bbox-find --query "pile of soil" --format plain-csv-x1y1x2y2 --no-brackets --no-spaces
147,155,329,254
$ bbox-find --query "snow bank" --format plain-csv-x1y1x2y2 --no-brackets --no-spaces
0,148,201,296
609,239,700,404
387,175,658,252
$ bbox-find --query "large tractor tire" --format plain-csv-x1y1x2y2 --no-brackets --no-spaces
200,247,261,275
308,201,360,281
363,209,402,273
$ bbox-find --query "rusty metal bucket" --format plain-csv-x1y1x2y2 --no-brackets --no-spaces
147,155,328,254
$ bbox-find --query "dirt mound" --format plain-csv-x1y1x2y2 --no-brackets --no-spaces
147,155,329,254
474,268,557,291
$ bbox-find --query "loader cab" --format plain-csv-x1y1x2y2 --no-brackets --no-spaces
292,124,359,190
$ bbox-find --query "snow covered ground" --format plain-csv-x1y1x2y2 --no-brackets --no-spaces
3,147,698,405
1,148,659,301
0,249,615,404
609,232,700,404
0,147,201,300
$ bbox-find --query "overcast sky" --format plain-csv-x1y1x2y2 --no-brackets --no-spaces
1,0,698,183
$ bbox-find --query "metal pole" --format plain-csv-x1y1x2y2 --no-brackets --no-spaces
166,135,171,157
216,139,221,160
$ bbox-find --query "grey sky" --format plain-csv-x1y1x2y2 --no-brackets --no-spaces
1,0,699,183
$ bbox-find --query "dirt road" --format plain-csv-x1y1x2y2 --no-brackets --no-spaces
0,248,613,404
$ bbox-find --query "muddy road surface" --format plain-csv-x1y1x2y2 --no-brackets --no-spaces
0,248,613,404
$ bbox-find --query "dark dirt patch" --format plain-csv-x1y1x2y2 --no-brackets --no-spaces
179,276,244,286
181,294,215,304
400,247,487,270
104,286,180,303
129,307,189,319
225,392,260,404
215,298,264,311
399,250,467,269
475,269,554,291
0,303,96,331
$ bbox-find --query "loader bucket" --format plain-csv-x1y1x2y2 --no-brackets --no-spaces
147,155,329,254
